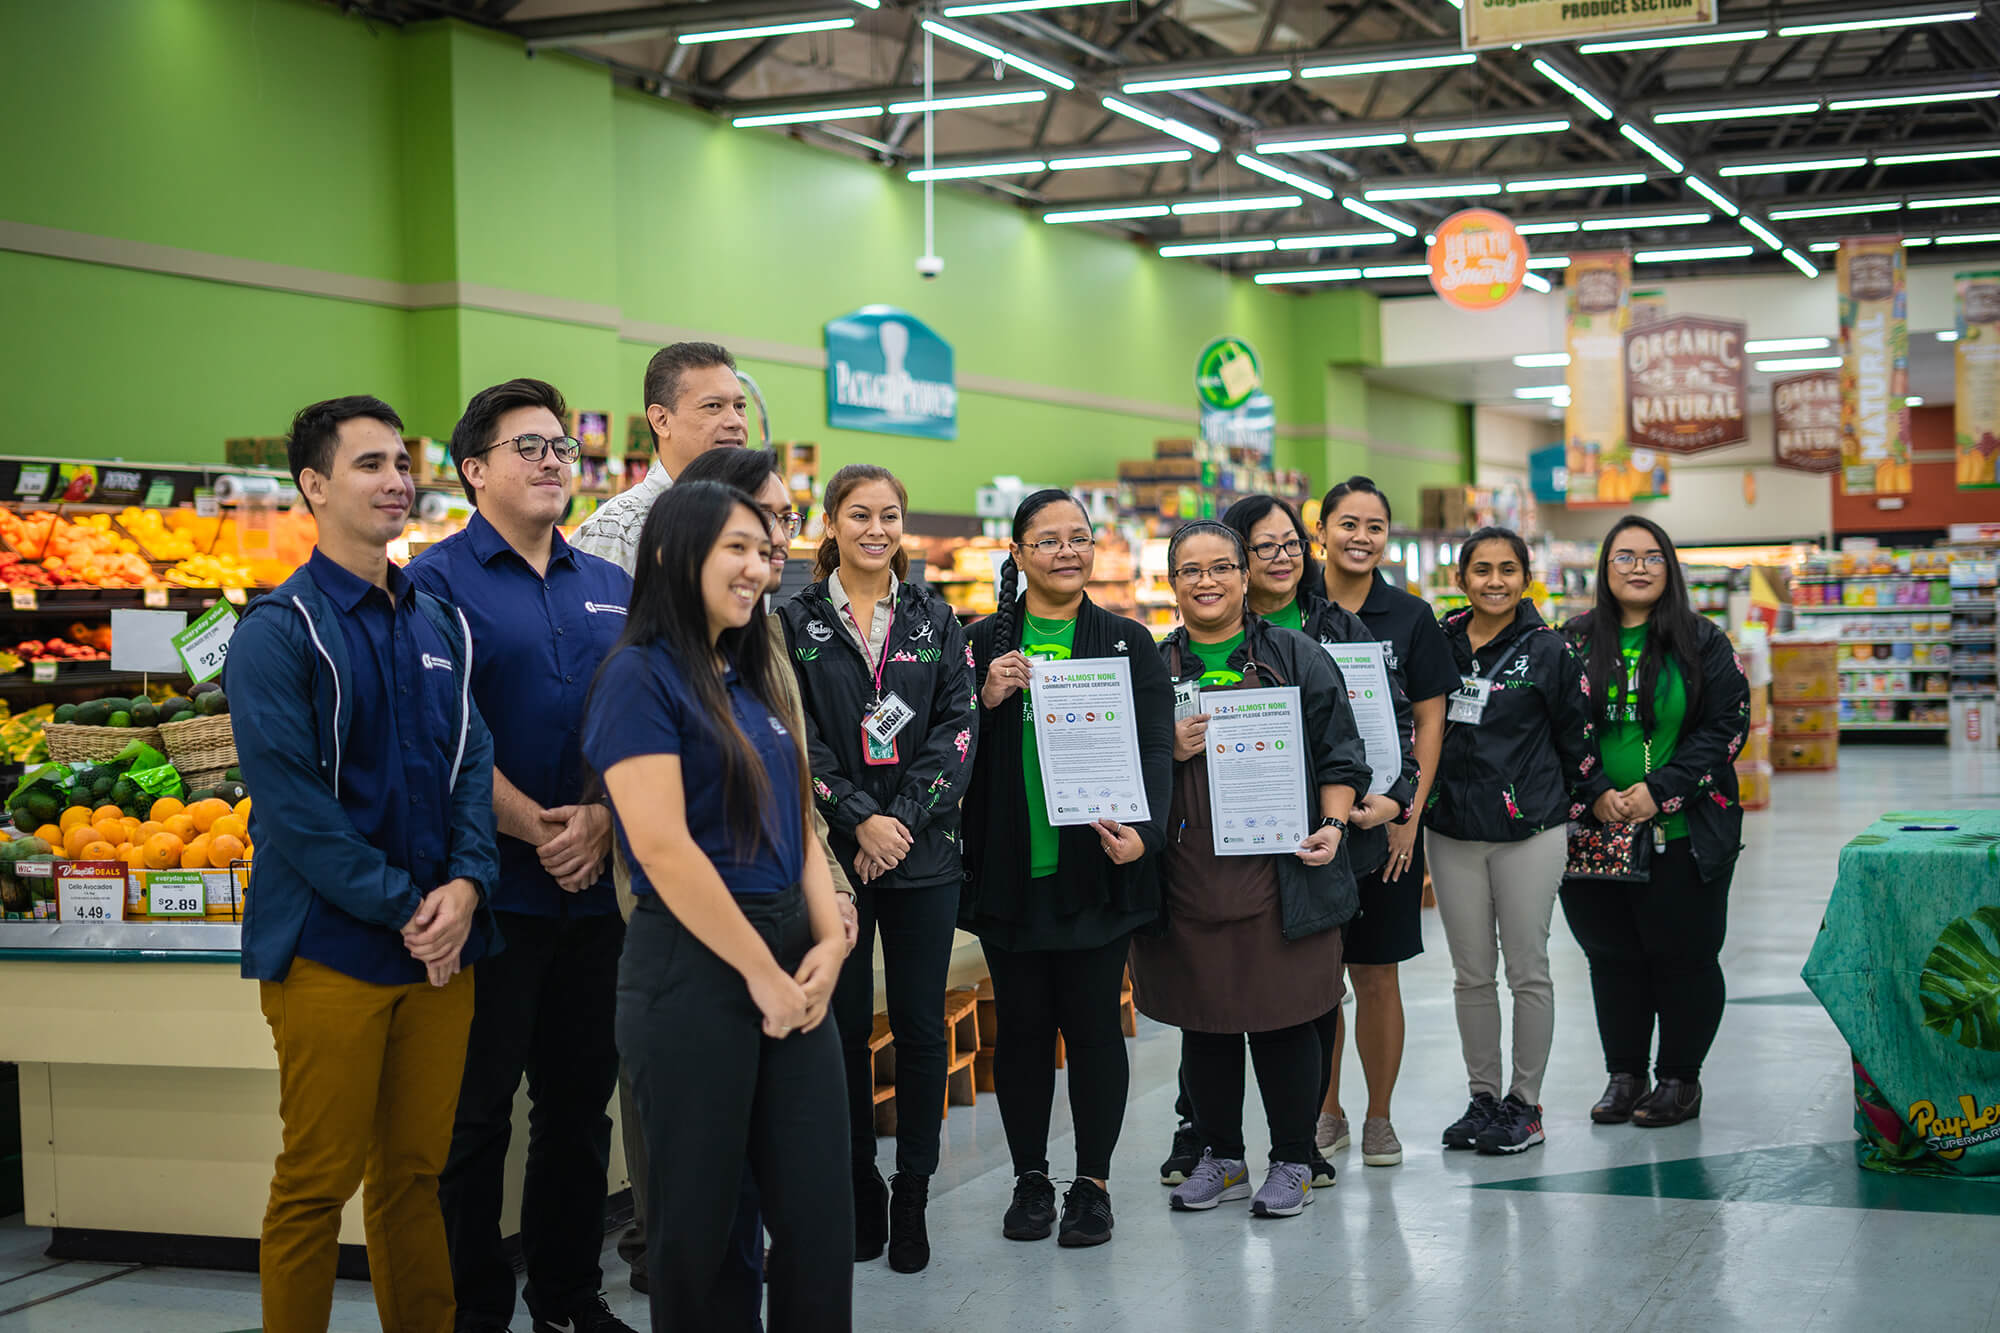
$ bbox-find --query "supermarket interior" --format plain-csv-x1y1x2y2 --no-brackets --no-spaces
2,0,2000,1329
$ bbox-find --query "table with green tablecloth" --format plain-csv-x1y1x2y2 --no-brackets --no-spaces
1804,809,2000,1177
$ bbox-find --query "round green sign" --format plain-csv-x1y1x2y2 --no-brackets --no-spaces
1195,337,1262,411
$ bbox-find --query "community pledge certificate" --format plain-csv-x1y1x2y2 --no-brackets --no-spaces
1030,657,1151,826
1322,642,1398,797
1198,686,1309,856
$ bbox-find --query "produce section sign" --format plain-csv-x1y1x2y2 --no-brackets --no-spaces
1956,271,2000,489
1773,372,1843,474
1427,210,1527,311
1195,337,1275,458
1838,237,1912,496
1463,0,1714,49
825,306,957,440
1624,315,1747,454
1565,253,1668,505
172,600,237,684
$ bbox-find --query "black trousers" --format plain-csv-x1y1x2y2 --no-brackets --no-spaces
1559,839,1733,1083
982,933,1133,1180
618,896,853,1333
1179,1024,1320,1166
441,907,623,1326
833,879,958,1176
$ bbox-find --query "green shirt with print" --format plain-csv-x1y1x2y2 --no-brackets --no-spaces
1188,631,1246,687
1021,615,1077,878
1262,599,1303,633
1603,622,1688,840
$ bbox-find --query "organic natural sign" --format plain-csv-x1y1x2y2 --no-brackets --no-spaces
1773,371,1843,474
825,307,957,441
1956,271,2000,490
1624,315,1747,454
1838,237,1912,495
1463,0,1716,49
1427,210,1527,311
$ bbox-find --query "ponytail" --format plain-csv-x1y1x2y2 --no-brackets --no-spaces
990,555,1025,654
815,464,912,582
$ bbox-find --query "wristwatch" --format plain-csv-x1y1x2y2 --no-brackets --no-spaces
1319,816,1347,833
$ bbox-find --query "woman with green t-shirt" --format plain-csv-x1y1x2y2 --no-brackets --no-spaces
1561,516,1750,1129
961,490,1174,1249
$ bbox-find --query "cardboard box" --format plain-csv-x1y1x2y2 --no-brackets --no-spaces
1773,702,1840,736
1748,685,1769,729
1738,723,1770,766
1155,438,1197,458
1771,640,1839,703
1772,733,1838,771
1734,759,1772,810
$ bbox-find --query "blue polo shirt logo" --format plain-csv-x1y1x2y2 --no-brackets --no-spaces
421,653,452,671
586,601,627,615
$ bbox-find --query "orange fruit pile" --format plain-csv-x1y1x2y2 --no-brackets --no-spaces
44,795,254,870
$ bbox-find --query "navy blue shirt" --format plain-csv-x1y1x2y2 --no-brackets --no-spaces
407,513,631,916
297,552,485,984
583,640,804,903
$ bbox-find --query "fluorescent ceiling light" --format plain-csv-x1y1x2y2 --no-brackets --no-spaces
920,20,1076,90
1364,264,1433,278
733,103,883,127
1259,132,1409,153
1619,124,1683,172
1342,198,1418,237
1365,182,1500,200
1739,216,1784,249
1634,245,1755,262
1516,221,1580,235
1768,200,1902,220
1172,194,1303,216
1683,175,1740,217
850,0,879,7
1808,241,1840,252
1235,154,1334,200
1302,53,1476,78
680,16,851,43
1876,147,2000,165
1579,27,1768,53
1528,256,1573,269
1782,249,1822,279
1042,203,1171,223
907,159,1045,181
1414,119,1569,143
1514,352,1571,368
1580,212,1709,229
1531,58,1614,120
1523,273,1553,293
1906,396,1925,407
1160,239,1276,257
1935,232,2000,245
1100,97,1221,153
1719,156,1867,177
1253,268,1363,285
1507,173,1648,193
1904,237,1933,246
1274,231,1397,249
1779,9,1978,37
1832,89,1999,111
1909,194,2000,209
1047,148,1191,170
1756,356,1843,371
1745,337,1831,353
942,0,1121,14
1654,101,1819,124
1940,330,1961,341
1515,385,1569,399
886,90,1045,113
1123,68,1290,94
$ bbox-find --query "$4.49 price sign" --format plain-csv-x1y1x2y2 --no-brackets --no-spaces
172,599,238,684
58,862,128,924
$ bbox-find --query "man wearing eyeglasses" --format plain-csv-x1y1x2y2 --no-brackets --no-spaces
408,379,639,1333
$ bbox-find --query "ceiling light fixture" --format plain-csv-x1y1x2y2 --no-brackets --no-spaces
1258,131,1409,153
1100,97,1222,153
1718,156,1867,177
1746,338,1832,353
1274,231,1398,249
1653,101,1820,124
1808,241,1840,252
1235,154,1334,200
1523,273,1553,293
1159,239,1277,257
1531,58,1614,120
1527,256,1573,269
1042,203,1172,223
1253,267,1363,285
1514,352,1572,367
1904,237,1934,246
1768,200,1903,220
1302,52,1477,78
1908,194,2000,209
1516,221,1580,235
920,20,1076,89
1934,232,2000,245
1683,175,1740,218
1414,119,1570,143
1047,148,1192,170
1580,212,1710,229
1364,263,1434,278
1515,385,1569,399
1506,172,1649,193
907,159,1046,181
1755,356,1844,371
1875,147,2000,165
1342,198,1419,237
1940,331,1961,341
1579,27,1769,53
1364,182,1501,200
680,16,852,43
1739,216,1785,249
1832,88,1999,111
1123,68,1290,93
1778,9,1978,37
1619,124,1684,172
1785,249,1826,279
733,103,884,127
1906,396,1926,407
1171,193,1304,215
941,0,1122,15
886,90,1046,113
1634,245,1755,262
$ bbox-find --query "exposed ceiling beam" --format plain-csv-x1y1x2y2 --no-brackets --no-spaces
514,1,849,48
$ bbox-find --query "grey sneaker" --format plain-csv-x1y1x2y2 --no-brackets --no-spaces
1168,1149,1251,1212
1361,1117,1403,1167
1315,1112,1350,1153
1249,1161,1313,1218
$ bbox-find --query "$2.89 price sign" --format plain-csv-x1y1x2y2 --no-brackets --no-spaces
172,600,239,684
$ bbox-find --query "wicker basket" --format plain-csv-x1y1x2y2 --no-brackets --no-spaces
158,713,237,781
45,722,166,765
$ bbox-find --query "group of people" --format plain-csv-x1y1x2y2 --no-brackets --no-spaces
230,340,1750,1333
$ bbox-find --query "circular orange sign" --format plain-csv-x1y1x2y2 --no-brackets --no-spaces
1427,209,1528,311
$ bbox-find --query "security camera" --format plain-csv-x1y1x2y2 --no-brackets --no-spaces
916,253,944,280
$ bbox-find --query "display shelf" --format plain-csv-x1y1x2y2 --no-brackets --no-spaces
0,666,154,689
0,921,241,955
1831,636,1953,646
1840,721,1952,731
1837,664,1951,672
1796,574,1950,584
1839,691,1953,701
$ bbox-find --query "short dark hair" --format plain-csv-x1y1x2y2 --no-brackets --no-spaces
286,396,405,509
448,378,569,504
676,445,781,494
643,342,737,413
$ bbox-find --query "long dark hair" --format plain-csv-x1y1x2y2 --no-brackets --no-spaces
815,464,911,581
991,488,1089,655
1585,515,1706,734
590,481,810,859
1222,493,1322,608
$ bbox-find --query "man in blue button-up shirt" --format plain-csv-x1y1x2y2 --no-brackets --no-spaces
409,379,638,1333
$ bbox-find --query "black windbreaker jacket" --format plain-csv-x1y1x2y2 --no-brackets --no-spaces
778,577,977,889
1428,600,1609,844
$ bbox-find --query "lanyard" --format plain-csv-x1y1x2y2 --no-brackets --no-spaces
842,600,895,702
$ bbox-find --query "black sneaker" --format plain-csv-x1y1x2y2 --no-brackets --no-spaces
1058,1178,1114,1247
1159,1121,1202,1185
530,1292,640,1333
1308,1154,1337,1190
1003,1170,1058,1241
1474,1094,1546,1155
1442,1093,1502,1150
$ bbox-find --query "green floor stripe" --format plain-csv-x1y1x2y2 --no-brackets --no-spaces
1728,991,1825,1006
1474,1142,2000,1214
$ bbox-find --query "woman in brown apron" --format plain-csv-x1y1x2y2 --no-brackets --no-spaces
1130,521,1371,1220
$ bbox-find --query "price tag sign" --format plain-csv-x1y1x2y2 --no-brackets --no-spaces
143,477,176,508
58,862,128,924
15,464,50,499
222,586,247,606
193,488,219,518
31,661,57,684
144,587,169,609
11,588,37,611
143,870,206,917
172,599,238,683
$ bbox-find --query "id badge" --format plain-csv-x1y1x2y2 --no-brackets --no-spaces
862,691,914,765
1447,676,1493,725
1174,679,1200,721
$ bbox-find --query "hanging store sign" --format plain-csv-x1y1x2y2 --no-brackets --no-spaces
1838,237,1911,496
1462,0,1716,50
1773,371,1843,474
1427,210,1527,312
825,307,957,440
1566,253,1667,506
1195,337,1274,458
1624,315,1747,455
1956,271,2000,490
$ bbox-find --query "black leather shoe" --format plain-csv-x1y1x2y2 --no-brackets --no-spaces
854,1161,889,1261
888,1172,931,1273
1632,1077,1703,1127
1591,1073,1651,1124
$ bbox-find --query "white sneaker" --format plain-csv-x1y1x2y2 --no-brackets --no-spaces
1315,1112,1351,1153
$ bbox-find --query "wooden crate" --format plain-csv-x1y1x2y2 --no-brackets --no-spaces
869,1014,898,1138
869,985,985,1137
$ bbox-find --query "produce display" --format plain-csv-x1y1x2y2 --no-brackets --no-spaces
53,680,228,727
116,507,204,561
9,633,110,664
0,703,52,765
162,551,257,589
0,513,157,586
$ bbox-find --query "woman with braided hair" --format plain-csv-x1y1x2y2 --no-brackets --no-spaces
961,489,1174,1249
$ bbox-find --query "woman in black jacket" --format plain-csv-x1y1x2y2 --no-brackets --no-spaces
778,464,976,1274
1561,516,1749,1128
1426,528,1606,1158
962,489,1173,1248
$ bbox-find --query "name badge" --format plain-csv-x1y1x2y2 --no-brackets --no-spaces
1173,679,1199,721
1447,676,1494,725
862,691,914,765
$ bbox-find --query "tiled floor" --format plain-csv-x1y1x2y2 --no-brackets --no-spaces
1,746,1996,1331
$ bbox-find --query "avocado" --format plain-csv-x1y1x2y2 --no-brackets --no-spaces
225,766,241,783
196,690,227,717
217,781,247,804
12,836,49,860
53,704,76,725
188,680,221,699
187,788,216,804
74,701,110,727
19,790,58,830
107,711,131,728
129,701,159,727
91,773,116,797
159,697,193,723
110,778,139,808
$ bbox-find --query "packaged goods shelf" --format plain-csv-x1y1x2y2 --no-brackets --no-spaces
1839,721,1952,731
1795,574,1950,584
1837,664,1951,672
1839,692,1953,701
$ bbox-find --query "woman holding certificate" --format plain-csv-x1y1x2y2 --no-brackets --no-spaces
962,489,1174,1249
1131,521,1369,1221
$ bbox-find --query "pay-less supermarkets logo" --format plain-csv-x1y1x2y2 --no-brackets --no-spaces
826,306,957,441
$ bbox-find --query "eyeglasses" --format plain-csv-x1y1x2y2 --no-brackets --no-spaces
1247,538,1304,562
763,508,804,540
1609,553,1668,571
475,433,583,464
1171,561,1244,584
1025,535,1095,555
